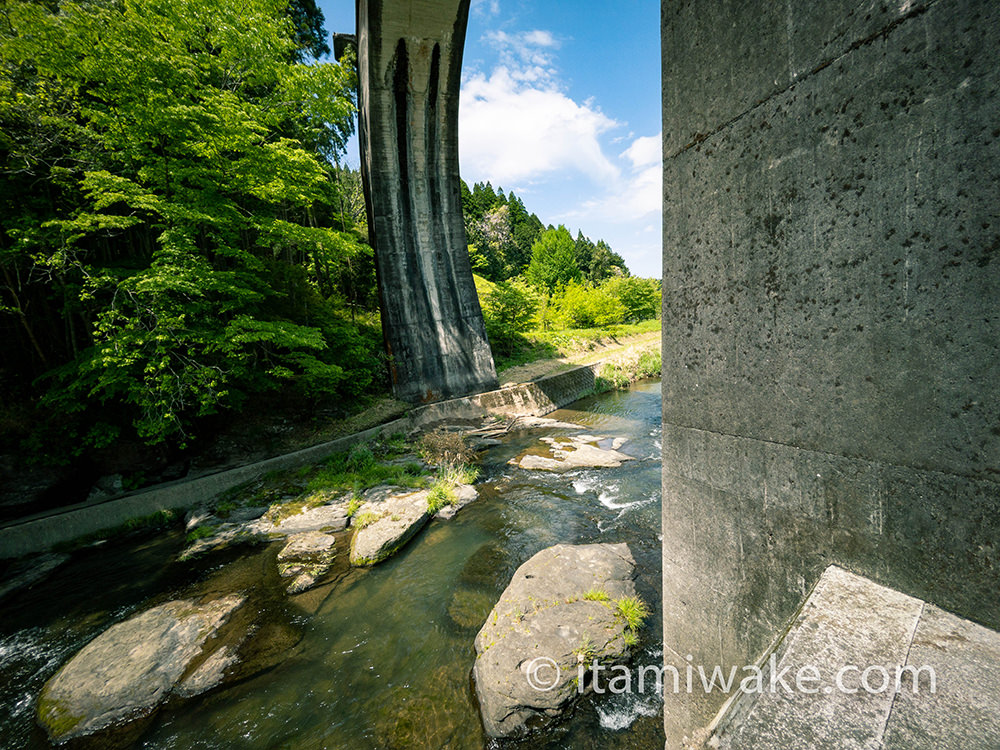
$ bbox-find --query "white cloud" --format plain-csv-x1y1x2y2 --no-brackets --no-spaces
566,132,661,223
471,0,500,18
621,134,661,169
459,66,620,185
483,29,561,82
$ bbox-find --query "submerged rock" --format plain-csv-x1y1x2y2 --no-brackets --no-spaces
472,543,638,739
447,588,496,630
0,552,69,604
276,531,337,594
349,490,431,566
37,595,245,744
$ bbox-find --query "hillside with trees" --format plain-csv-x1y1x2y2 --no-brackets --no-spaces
462,182,660,361
460,180,629,284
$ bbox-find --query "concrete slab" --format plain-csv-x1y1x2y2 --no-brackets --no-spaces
883,604,1000,750
712,566,1000,750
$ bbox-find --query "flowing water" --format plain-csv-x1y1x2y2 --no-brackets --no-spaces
0,381,664,749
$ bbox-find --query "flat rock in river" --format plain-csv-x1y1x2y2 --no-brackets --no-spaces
472,543,638,738
511,435,635,471
37,595,245,744
349,490,430,566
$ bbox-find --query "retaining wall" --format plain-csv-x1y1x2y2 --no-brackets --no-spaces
0,363,601,560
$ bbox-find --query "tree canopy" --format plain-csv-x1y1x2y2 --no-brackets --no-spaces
460,180,627,285
525,225,581,294
0,0,377,453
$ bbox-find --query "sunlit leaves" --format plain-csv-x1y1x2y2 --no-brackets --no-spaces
1,0,364,446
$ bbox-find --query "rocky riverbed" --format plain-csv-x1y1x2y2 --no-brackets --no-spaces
0,381,664,749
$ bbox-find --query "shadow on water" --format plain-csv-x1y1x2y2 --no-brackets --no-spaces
0,381,664,750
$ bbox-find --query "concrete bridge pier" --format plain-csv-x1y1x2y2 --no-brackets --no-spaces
357,0,498,402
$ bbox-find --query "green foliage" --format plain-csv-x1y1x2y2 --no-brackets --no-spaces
352,511,380,529
481,277,539,356
557,280,627,328
615,595,650,631
426,462,478,514
426,483,455,514
588,240,629,283
461,180,624,285
438,463,480,486
0,0,384,452
346,494,363,517
186,524,217,543
583,589,611,603
601,276,662,322
347,443,375,472
525,226,581,294
598,347,662,390
307,451,428,495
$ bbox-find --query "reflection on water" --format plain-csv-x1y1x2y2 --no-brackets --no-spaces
0,382,663,750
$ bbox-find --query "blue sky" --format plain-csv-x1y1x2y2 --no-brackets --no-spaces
316,1,661,278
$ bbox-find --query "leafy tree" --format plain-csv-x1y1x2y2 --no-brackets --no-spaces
481,278,538,355
288,0,331,60
0,0,367,448
507,194,542,272
602,276,661,322
588,240,629,283
557,280,626,328
467,203,516,281
525,225,580,294
574,231,596,278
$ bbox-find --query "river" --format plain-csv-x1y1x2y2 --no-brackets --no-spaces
0,380,664,749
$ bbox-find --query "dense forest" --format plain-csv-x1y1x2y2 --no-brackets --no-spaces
0,0,659,484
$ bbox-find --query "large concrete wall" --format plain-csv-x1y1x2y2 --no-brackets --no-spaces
357,0,498,402
660,1,1000,746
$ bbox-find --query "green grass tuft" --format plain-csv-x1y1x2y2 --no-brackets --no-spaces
615,595,650,631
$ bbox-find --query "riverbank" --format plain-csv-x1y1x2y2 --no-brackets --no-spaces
0,381,665,750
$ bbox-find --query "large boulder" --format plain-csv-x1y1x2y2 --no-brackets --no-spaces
349,490,431,566
472,543,638,738
37,595,244,744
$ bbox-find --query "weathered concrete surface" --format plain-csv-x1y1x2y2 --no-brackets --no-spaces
711,567,1000,750
661,0,1000,746
357,0,498,402
884,602,1000,749
472,543,638,739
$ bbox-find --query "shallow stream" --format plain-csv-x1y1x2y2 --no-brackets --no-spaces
0,381,664,749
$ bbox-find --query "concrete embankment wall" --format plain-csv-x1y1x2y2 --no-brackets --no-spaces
0,364,601,560
660,1,1000,746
